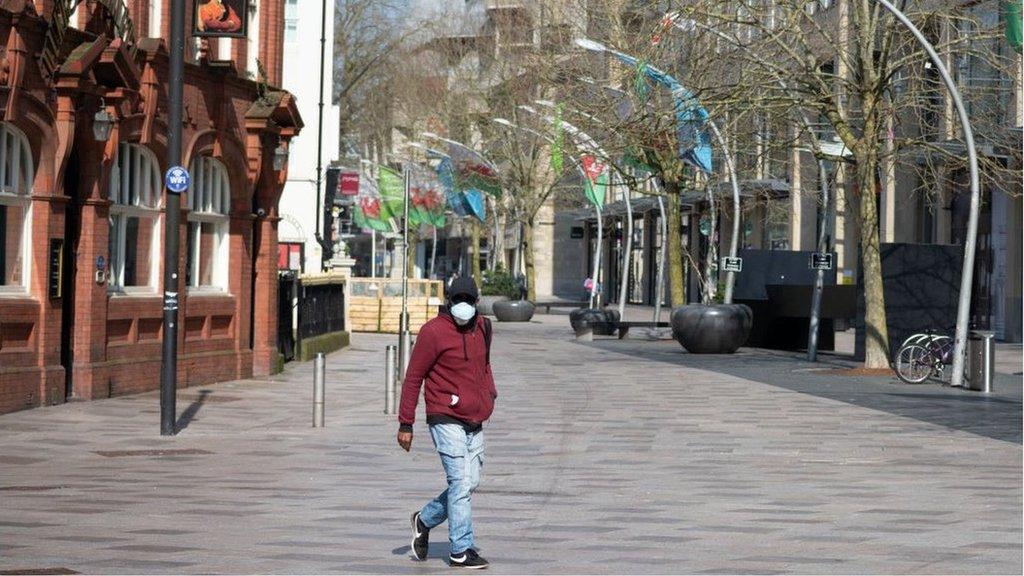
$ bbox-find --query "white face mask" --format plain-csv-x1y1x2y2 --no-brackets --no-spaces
450,302,476,325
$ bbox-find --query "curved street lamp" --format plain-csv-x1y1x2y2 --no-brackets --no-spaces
519,103,634,316
669,1,980,384
574,37,743,305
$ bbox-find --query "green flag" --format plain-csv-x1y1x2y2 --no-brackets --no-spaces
1006,1,1023,53
377,166,404,221
550,104,564,174
581,155,608,209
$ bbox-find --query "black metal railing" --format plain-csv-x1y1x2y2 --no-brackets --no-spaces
298,281,346,340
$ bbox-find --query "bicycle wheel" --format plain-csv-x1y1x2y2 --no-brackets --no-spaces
895,344,934,384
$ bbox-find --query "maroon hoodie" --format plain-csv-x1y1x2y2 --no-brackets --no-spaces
398,311,496,432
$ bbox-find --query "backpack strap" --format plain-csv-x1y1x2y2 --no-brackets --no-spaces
483,317,492,366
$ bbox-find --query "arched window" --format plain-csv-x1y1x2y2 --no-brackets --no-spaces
0,123,33,292
186,156,230,290
109,143,161,291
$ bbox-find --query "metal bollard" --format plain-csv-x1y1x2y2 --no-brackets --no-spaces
385,345,397,414
967,330,995,393
313,352,325,427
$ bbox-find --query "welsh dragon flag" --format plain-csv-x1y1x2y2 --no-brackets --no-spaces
353,172,391,232
581,155,608,209
409,164,446,228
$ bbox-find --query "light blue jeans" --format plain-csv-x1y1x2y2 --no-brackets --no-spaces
419,423,485,555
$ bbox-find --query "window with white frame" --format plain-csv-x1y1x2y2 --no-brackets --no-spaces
109,143,161,292
186,156,230,290
284,0,299,43
0,123,33,292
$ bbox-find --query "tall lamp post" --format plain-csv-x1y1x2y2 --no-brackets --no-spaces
159,0,186,436
672,2,980,382
874,0,980,388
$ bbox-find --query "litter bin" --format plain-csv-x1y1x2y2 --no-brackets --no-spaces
967,330,995,393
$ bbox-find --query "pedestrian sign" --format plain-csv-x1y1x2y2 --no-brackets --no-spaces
811,253,834,270
165,166,191,194
721,257,743,273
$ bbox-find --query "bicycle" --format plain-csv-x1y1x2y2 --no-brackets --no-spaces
894,331,955,384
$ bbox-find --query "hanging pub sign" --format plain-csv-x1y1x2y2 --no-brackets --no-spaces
194,0,247,38
340,171,360,196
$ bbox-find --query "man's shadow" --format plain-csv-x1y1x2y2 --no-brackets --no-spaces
392,541,452,560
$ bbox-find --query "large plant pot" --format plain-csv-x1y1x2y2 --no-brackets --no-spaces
671,304,752,354
569,308,621,336
477,295,509,316
493,300,535,322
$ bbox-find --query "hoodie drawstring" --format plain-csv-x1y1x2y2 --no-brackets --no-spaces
462,332,468,360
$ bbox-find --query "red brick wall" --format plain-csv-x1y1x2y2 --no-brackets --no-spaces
0,8,296,415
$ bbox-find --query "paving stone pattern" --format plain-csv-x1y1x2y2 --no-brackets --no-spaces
0,316,1020,574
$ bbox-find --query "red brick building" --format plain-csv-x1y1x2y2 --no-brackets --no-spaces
0,0,302,414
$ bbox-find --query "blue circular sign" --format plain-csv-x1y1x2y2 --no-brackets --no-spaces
165,166,191,194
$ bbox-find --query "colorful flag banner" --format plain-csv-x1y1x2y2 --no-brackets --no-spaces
1006,1,1023,53
550,104,564,174
463,188,486,222
409,163,447,228
607,50,713,174
353,170,391,232
581,155,609,208
445,142,502,197
436,157,471,219
376,165,404,221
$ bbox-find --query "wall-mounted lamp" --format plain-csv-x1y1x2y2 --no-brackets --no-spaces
93,100,114,142
273,142,289,170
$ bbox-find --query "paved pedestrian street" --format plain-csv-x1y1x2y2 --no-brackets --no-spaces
1,317,1020,574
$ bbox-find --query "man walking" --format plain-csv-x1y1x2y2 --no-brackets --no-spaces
397,277,495,569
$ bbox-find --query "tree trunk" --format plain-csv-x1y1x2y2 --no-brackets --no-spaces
523,218,536,302
857,151,889,368
469,220,482,284
665,183,686,307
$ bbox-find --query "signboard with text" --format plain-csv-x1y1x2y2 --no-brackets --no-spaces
810,252,834,270
721,257,743,273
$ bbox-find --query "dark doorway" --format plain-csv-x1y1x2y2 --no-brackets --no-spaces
61,151,81,400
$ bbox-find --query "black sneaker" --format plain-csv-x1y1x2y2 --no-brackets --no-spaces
410,512,429,561
449,548,488,569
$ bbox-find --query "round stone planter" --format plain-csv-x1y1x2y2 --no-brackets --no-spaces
670,304,753,354
477,295,509,316
569,308,621,336
493,300,535,322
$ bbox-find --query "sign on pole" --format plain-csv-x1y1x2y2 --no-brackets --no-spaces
721,257,743,273
193,0,248,38
810,252,834,270
165,166,191,194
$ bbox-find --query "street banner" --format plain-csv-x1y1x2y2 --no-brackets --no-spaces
377,165,404,221
340,170,359,196
445,142,502,197
194,0,247,38
1006,1,1023,53
436,157,477,220
409,163,446,228
607,50,713,174
353,169,390,232
581,155,609,209
550,104,564,174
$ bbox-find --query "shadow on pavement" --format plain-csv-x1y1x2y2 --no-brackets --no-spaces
175,389,211,432
583,337,1023,445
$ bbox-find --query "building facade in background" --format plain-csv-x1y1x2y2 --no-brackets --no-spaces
278,0,341,275
0,0,302,415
